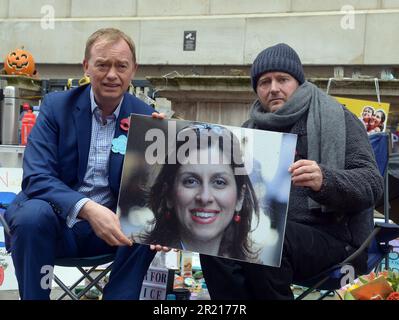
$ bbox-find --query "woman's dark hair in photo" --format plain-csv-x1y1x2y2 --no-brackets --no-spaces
141,122,260,261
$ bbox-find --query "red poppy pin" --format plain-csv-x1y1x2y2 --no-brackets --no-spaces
120,117,130,132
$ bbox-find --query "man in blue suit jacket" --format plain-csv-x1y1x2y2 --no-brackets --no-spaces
4,28,158,299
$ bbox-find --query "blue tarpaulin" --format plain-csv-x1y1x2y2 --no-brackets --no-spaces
369,133,389,176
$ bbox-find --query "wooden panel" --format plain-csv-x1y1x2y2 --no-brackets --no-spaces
171,100,252,127
172,102,197,121
197,102,222,124
220,103,251,127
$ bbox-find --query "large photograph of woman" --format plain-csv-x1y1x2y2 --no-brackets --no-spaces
118,115,297,267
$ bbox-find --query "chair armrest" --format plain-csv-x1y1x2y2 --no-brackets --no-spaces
0,208,11,236
374,222,399,243
374,221,399,229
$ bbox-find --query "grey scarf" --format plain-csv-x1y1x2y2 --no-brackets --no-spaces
247,81,346,210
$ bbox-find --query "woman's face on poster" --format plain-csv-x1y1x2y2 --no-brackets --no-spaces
374,111,384,126
362,107,373,120
171,145,240,243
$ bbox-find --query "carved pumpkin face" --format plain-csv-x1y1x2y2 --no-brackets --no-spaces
4,48,37,77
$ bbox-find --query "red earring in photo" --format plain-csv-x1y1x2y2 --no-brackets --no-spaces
234,212,241,223
165,210,171,220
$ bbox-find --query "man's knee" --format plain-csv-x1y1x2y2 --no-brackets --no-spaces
281,221,296,257
5,199,59,234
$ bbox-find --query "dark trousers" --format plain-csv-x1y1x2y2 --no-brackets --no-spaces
200,220,354,300
5,198,155,300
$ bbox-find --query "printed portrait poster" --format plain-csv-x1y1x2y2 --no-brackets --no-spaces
334,96,390,135
117,115,297,267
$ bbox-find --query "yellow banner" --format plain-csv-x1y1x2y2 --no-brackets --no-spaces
334,96,390,134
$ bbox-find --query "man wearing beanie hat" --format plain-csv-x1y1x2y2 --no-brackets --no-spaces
200,43,383,299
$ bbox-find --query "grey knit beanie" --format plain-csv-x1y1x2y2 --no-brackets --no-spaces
251,43,305,92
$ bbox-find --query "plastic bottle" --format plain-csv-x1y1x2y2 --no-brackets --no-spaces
18,102,31,144
21,109,36,145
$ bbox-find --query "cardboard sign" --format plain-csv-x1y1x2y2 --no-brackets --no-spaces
140,267,175,300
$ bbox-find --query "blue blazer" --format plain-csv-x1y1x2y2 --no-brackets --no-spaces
17,84,155,220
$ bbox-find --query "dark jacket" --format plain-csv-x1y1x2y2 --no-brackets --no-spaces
13,84,155,220
243,106,383,248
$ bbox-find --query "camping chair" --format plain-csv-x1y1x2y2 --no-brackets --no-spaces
53,253,114,300
0,191,115,300
294,132,399,300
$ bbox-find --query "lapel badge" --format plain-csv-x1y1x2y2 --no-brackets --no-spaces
120,117,130,132
112,135,127,155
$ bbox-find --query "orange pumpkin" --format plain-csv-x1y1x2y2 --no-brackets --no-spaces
4,48,37,77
